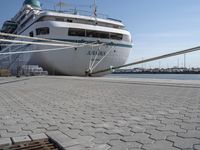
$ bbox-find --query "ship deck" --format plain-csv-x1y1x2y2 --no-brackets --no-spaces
0,76,200,150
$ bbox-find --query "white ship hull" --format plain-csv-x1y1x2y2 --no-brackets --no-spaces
28,44,131,76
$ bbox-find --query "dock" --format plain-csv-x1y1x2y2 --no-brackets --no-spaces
0,76,200,150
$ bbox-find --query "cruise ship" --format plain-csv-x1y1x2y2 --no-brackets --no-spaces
0,0,132,76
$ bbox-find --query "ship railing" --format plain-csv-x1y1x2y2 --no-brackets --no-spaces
43,8,110,20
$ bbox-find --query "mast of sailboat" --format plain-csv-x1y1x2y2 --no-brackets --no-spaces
59,0,61,11
93,0,97,17
56,0,67,12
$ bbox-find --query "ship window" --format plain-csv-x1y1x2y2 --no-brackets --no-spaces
38,16,55,21
86,30,109,39
123,34,131,42
110,33,123,40
67,19,73,22
29,31,34,37
19,14,26,22
21,15,34,28
56,17,65,21
36,27,49,35
68,28,85,37
68,28,123,40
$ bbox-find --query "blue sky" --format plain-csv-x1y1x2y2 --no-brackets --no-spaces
1,0,200,68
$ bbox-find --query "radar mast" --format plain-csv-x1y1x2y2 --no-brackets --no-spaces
56,0,68,11
93,0,97,17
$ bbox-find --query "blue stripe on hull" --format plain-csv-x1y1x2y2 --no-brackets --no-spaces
50,39,133,48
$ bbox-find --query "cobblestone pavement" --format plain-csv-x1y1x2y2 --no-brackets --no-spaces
0,76,200,150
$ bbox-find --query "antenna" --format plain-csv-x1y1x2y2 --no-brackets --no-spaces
93,0,97,17
59,0,61,11
56,0,68,11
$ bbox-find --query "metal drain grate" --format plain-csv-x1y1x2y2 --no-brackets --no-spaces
0,139,61,150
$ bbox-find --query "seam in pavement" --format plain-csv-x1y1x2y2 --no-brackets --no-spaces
0,78,30,85
47,76,200,89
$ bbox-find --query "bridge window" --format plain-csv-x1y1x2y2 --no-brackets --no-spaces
56,17,65,21
68,28,85,37
86,30,109,39
123,34,131,42
38,16,55,21
110,33,123,40
68,28,123,40
67,19,73,22
36,27,49,35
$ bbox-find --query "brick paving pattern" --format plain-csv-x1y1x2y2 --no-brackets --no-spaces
0,76,200,150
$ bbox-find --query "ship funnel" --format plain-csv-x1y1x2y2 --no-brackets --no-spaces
23,0,41,8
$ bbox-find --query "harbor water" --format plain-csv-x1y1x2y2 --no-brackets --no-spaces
107,73,200,80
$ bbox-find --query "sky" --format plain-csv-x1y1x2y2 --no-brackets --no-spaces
1,0,200,68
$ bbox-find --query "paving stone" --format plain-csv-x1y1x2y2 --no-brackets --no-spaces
16,131,33,136
29,133,48,140
72,136,95,148
65,145,87,150
175,122,199,130
160,118,182,125
46,126,59,131
0,138,12,146
0,130,20,138
108,140,141,150
3,120,18,126
142,140,179,150
65,129,82,139
158,124,186,133
121,133,154,144
46,131,73,148
167,136,200,149
145,120,163,128
12,136,31,143
105,127,133,136
31,128,47,134
146,130,176,140
183,118,200,123
129,125,146,133
93,123,116,130
194,144,200,150
91,144,111,150
6,126,22,133
92,133,122,144
178,130,200,139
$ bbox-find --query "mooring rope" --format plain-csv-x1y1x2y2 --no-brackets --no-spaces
90,45,200,76
0,46,69,55
90,45,114,72
0,43,28,46
0,44,26,60
0,32,80,45
0,39,76,47
88,44,94,70
89,44,104,70
0,41,105,55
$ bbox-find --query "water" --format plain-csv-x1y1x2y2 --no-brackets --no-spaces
106,74,200,80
